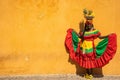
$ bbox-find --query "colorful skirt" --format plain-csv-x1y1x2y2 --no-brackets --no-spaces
65,28,117,69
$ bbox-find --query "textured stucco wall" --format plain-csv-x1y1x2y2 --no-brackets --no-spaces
0,0,120,75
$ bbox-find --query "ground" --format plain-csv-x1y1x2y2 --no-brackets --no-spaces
0,74,120,80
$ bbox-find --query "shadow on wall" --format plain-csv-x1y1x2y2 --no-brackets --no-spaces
65,46,104,78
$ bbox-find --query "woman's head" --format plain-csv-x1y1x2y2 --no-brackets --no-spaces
83,9,94,31
85,20,94,31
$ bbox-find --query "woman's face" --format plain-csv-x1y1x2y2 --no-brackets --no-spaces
85,19,93,31
87,19,93,24
85,24,93,31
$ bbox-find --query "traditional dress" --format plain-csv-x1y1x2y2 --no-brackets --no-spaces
65,28,117,69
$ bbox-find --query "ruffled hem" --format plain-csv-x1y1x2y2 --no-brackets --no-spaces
65,28,78,61
94,33,117,68
65,28,117,69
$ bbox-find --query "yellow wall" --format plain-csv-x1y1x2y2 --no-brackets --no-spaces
0,0,120,75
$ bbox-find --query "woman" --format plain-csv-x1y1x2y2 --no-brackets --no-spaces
65,9,117,79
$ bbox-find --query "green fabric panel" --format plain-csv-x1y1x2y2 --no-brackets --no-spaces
72,31,79,52
85,48,93,53
96,38,108,58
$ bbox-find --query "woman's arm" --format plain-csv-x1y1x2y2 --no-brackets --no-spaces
99,35,109,39
79,20,84,33
78,20,85,38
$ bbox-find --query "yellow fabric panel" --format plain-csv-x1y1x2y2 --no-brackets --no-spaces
81,40,93,49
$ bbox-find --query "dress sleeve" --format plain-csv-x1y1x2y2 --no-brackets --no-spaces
93,30,101,39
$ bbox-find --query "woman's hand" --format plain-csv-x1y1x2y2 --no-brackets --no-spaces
79,20,84,33
109,33,114,35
